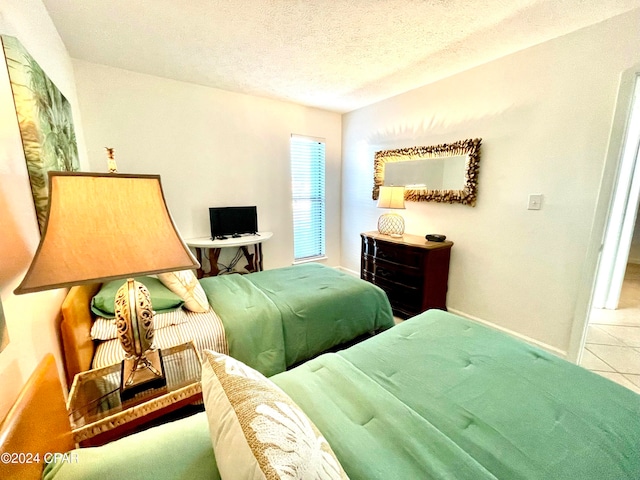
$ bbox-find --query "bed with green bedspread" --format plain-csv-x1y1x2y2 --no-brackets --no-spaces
44,310,640,479
200,262,394,376
276,309,640,479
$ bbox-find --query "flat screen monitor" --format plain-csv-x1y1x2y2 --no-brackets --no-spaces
209,206,258,239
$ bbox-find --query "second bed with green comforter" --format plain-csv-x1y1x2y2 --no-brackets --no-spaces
200,262,395,376
276,310,640,479
45,309,640,480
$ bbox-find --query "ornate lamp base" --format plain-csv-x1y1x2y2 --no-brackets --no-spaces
378,213,405,237
115,279,166,401
120,349,166,401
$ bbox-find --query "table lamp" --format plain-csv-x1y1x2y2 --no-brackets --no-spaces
15,172,199,398
377,185,406,237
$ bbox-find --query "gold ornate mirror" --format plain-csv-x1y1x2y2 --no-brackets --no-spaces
372,138,482,206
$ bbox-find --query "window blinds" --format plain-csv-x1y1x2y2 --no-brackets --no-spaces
290,135,326,261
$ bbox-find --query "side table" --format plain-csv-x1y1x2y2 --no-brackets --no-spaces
67,342,203,446
186,232,273,278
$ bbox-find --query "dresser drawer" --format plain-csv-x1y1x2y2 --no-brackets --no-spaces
362,255,424,288
361,271,422,317
373,277,423,311
375,241,424,266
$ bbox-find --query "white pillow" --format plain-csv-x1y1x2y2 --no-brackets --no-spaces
157,270,209,313
201,350,349,480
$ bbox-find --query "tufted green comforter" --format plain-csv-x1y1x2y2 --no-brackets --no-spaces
44,310,640,479
200,263,394,376
275,310,640,479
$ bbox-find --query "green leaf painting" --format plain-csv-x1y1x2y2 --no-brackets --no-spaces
1,35,79,234
0,299,8,354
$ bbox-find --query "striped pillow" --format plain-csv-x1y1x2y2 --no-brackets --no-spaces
90,310,190,341
92,309,228,369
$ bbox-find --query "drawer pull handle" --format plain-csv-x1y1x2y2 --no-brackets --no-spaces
377,250,393,260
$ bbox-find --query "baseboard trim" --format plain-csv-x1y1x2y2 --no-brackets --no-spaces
336,266,359,277
446,308,568,359
336,266,567,359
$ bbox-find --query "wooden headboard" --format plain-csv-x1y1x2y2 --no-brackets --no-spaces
0,354,75,479
60,283,102,386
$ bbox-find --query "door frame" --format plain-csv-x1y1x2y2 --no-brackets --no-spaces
568,65,640,362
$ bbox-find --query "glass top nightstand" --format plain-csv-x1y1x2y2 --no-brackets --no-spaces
67,342,202,445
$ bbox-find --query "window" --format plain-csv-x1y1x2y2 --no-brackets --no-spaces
290,135,325,261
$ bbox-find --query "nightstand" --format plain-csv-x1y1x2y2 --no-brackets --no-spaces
67,342,203,446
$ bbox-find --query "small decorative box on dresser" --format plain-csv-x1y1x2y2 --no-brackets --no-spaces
360,231,453,319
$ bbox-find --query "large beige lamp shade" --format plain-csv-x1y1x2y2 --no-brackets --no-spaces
15,172,198,292
377,185,406,237
15,172,199,397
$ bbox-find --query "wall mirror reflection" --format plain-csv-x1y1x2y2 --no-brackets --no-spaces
373,138,482,206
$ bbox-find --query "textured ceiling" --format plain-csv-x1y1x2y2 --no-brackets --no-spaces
42,0,640,113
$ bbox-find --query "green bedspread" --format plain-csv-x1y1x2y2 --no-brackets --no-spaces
44,310,640,479
273,310,640,479
200,263,394,376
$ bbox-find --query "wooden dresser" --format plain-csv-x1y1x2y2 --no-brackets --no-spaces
360,231,453,319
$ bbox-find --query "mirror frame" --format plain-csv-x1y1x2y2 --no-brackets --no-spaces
372,138,482,206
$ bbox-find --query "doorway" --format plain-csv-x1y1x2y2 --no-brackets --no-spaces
579,72,640,393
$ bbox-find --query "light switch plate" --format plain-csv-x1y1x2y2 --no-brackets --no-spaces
528,194,543,210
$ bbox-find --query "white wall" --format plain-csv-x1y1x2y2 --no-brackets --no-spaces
71,61,342,270
0,0,88,417
2,4,637,421
341,10,640,357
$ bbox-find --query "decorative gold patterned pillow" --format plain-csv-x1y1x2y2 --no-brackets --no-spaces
157,269,209,313
201,350,349,480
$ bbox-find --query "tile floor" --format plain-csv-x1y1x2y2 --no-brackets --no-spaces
580,263,640,395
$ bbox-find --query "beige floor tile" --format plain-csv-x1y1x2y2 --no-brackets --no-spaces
593,371,640,395
585,325,627,346
586,344,640,375
580,347,614,372
584,263,640,380
596,325,640,347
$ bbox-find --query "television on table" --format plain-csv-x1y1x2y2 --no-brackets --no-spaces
209,206,258,240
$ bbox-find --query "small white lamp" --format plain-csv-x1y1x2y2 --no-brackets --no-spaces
377,186,406,237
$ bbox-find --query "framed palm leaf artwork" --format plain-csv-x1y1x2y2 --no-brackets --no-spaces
1,35,79,234
0,299,8,354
